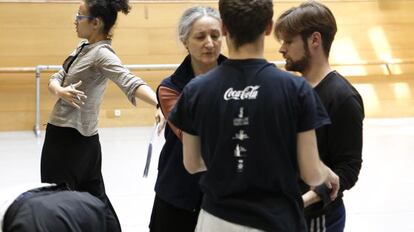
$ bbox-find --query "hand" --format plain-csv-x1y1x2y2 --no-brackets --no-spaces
155,108,166,135
302,190,320,208
324,167,340,201
58,81,87,109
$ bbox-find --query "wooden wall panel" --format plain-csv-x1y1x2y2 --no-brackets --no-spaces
0,1,414,131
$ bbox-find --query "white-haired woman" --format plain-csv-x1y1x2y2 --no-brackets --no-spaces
149,6,225,232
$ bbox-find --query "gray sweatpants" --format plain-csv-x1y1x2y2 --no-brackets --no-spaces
195,209,265,232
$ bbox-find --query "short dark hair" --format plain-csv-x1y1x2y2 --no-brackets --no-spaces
219,0,273,49
274,0,337,57
85,0,131,38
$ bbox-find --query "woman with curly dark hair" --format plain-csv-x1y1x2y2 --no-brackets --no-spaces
40,1,161,231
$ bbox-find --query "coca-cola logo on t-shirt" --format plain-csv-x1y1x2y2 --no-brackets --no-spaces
223,85,260,100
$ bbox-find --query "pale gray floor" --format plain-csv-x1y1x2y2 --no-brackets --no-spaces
0,118,413,231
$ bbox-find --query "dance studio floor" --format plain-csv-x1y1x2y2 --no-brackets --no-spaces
0,118,413,231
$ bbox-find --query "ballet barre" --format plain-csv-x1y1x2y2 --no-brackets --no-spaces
0,59,412,137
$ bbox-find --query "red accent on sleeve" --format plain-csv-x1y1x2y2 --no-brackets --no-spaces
158,86,183,141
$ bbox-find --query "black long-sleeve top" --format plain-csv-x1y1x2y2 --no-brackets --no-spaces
302,71,365,217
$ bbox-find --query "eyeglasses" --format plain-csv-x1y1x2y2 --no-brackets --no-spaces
75,13,95,22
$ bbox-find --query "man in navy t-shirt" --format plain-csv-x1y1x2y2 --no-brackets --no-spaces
169,0,340,231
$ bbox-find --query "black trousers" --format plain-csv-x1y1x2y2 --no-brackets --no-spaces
149,195,200,232
40,124,121,232
3,185,106,232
